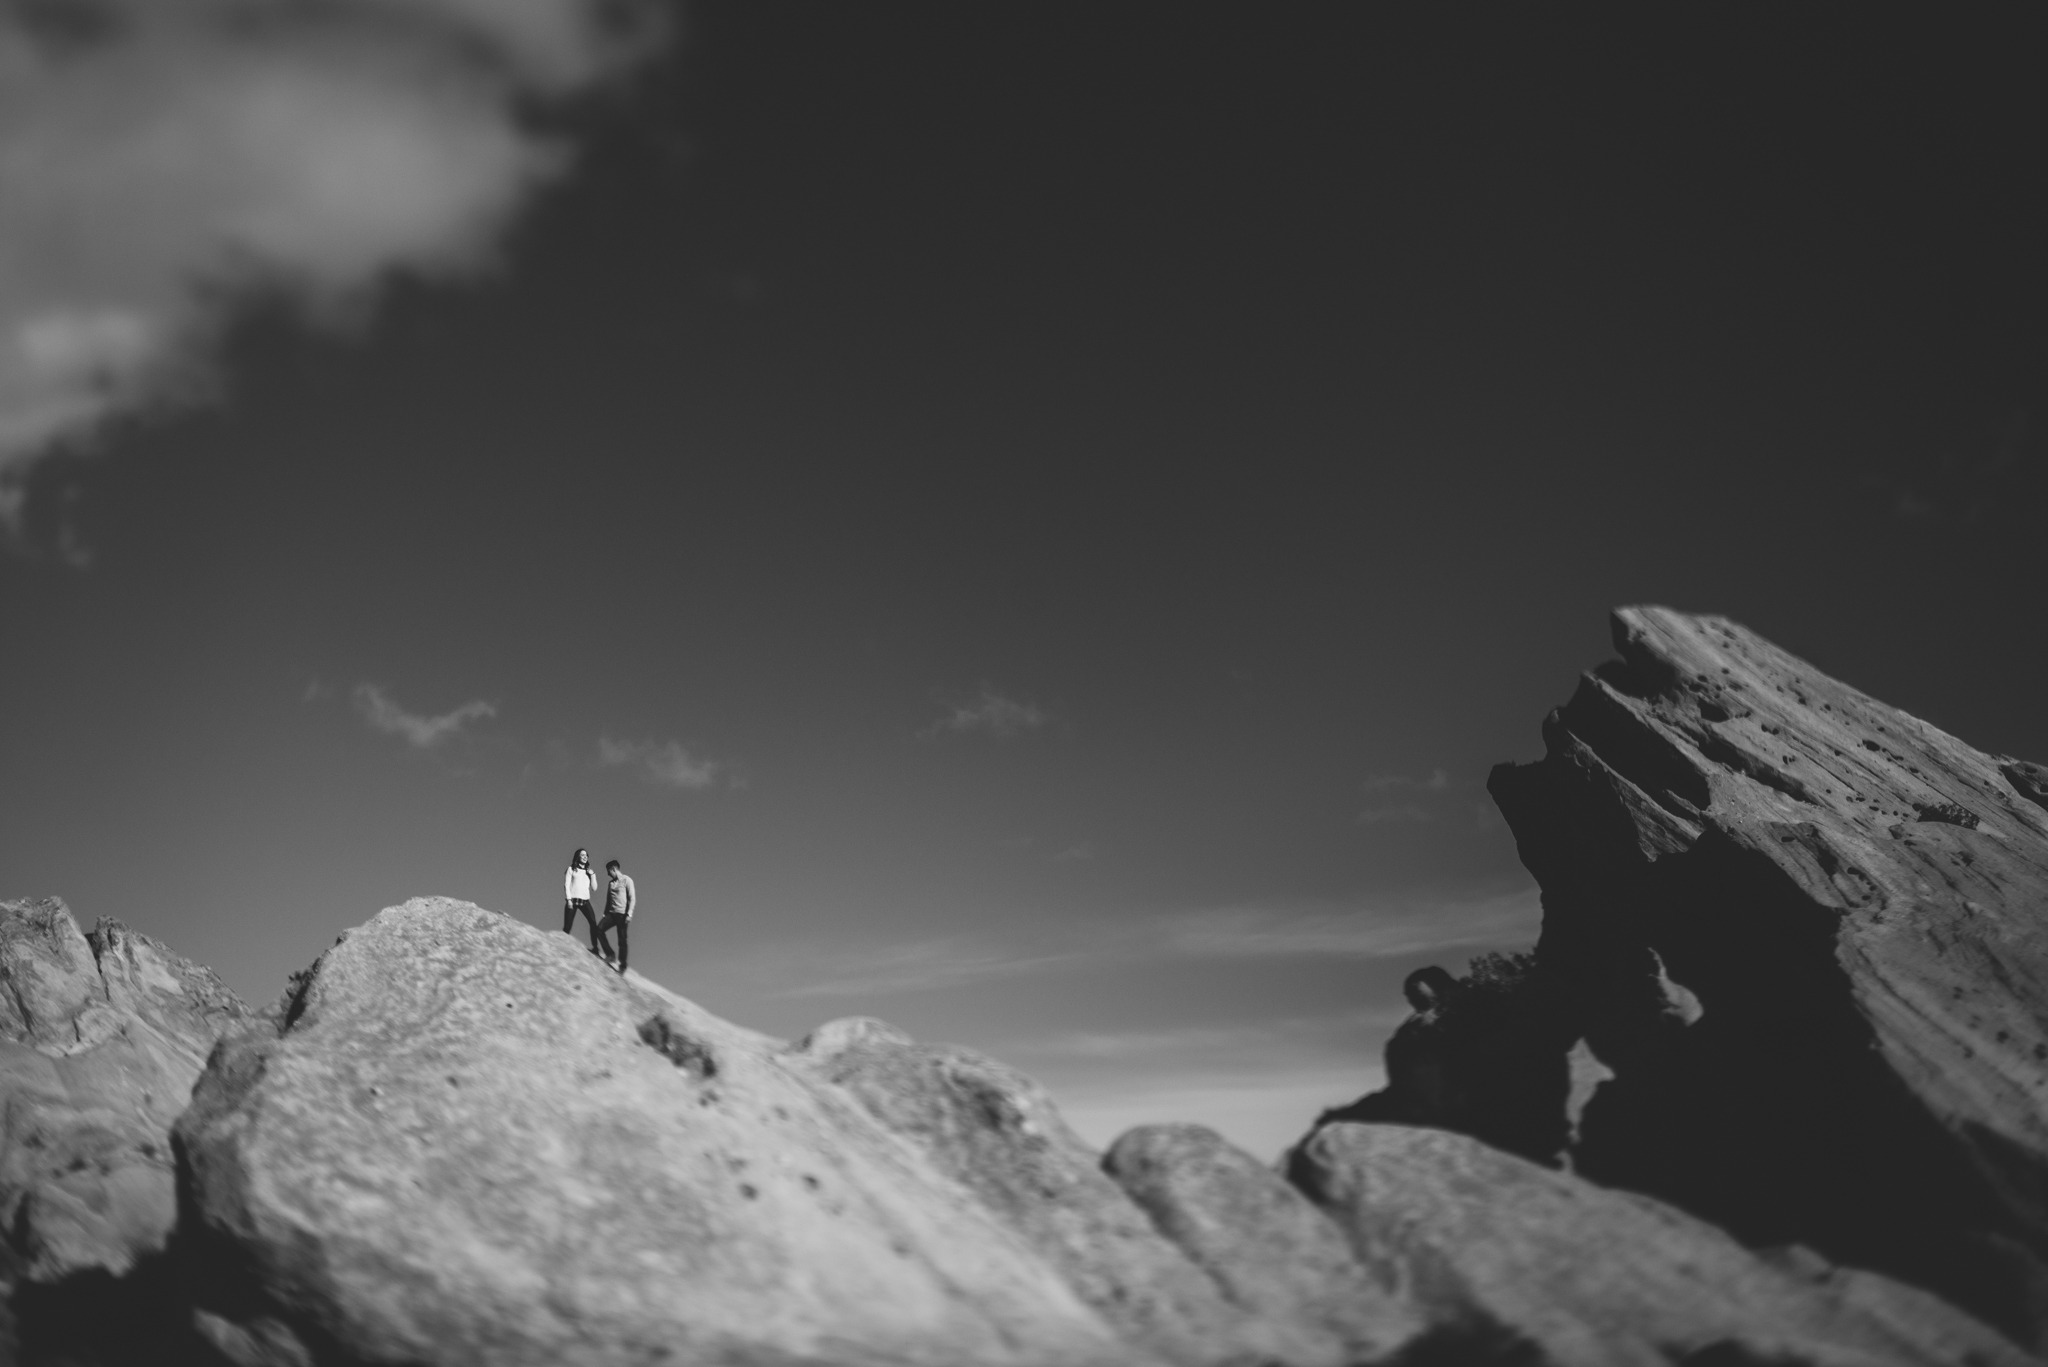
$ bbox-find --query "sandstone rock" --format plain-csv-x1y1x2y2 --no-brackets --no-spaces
2006,760,2048,813
1102,1123,1422,1363
1473,607,2048,1342
801,1021,1295,1363
1292,1122,2034,1367
1313,960,1576,1165
0,898,247,1289
174,898,1417,1367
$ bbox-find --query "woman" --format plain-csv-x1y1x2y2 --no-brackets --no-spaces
562,848,605,958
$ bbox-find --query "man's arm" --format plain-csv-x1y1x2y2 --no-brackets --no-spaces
625,875,637,919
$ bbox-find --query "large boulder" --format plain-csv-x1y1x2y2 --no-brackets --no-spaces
1102,1124,1422,1364
170,897,1422,1367
1291,1123,2032,1367
0,898,247,1287
1473,607,2048,1342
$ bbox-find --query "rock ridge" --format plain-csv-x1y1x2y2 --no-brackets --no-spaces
11,606,2048,1364
1316,606,2048,1349
149,895,2036,1367
0,897,250,1358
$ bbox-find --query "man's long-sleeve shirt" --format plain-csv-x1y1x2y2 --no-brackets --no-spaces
606,873,636,920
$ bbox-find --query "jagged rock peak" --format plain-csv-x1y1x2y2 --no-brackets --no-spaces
1478,607,2048,1346
0,897,249,1295
1556,607,2048,845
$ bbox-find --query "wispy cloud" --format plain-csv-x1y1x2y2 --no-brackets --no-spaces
1357,768,1453,824
596,737,720,790
353,683,495,748
1018,1012,1406,1066
1357,803,1431,825
923,684,1046,739
1007,1015,1404,1160
1153,888,1541,961
769,939,1084,1000
704,887,1539,1006
1361,768,1452,794
1052,1067,1385,1162
0,0,670,531
1872,409,2039,527
682,890,1535,1157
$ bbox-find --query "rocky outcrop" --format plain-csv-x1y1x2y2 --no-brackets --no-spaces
1312,958,1578,1165
170,898,1430,1367
1292,1123,2032,1367
0,899,246,1283
1421,607,2048,1345
0,884,2021,1366
0,898,248,1359
155,896,2038,1367
1103,1124,1421,1363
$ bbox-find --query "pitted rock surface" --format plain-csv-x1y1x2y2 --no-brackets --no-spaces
0,898,246,1289
802,1021,1265,1362
173,898,1417,1367
1103,1123,1422,1364
1294,1123,2034,1367
1475,607,2048,1343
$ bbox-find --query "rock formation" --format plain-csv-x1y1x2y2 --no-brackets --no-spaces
1323,606,2048,1348
170,899,1435,1367
152,897,2029,1366
0,898,248,1357
178,900,1137,1365
1311,956,1577,1165
8,606,2047,1364
1292,1123,2029,1367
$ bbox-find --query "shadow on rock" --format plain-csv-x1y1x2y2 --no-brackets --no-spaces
1311,952,1580,1167
11,1249,221,1367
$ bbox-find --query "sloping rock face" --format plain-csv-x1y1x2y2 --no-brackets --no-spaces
0,898,247,1288
171,898,1426,1367
1292,1123,2032,1367
1102,1124,1426,1362
0,888,1992,1367
1474,607,2048,1343
804,1024,1423,1365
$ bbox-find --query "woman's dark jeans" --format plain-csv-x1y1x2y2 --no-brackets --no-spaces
563,898,599,951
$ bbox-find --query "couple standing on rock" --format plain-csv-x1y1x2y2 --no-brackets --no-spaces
563,848,635,973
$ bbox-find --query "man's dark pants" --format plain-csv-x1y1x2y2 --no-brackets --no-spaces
564,898,600,952
596,913,628,971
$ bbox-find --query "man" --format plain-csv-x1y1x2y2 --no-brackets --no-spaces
596,858,636,974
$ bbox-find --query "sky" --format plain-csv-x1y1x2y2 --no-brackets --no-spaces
2,4,2046,1161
